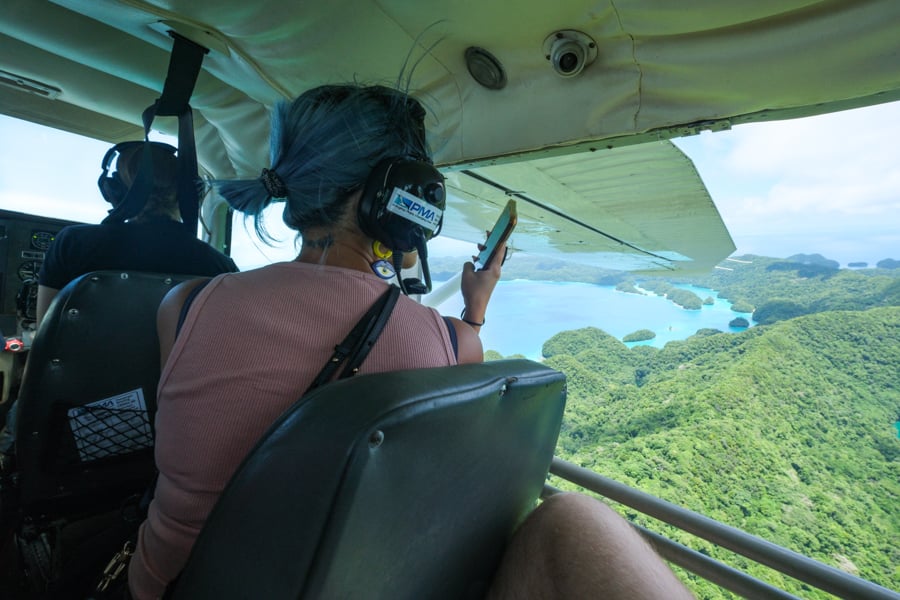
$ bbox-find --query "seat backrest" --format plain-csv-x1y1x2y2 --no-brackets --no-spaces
14,270,193,516
170,359,566,600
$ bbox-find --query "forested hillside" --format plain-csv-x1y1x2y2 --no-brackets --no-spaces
672,255,900,324
537,308,899,598
454,250,899,595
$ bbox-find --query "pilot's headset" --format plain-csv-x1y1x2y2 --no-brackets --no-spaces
357,156,446,295
98,140,178,223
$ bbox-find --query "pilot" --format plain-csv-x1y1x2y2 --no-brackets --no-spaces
0,143,238,455
34,140,238,324
127,83,692,600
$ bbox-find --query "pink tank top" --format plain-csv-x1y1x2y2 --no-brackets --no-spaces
128,262,456,598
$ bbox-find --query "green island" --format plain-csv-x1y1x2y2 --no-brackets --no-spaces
636,280,704,310
623,329,656,342
730,300,755,313
673,254,900,326
615,281,642,294
474,252,900,598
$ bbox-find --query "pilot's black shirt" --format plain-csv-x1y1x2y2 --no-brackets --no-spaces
39,217,239,289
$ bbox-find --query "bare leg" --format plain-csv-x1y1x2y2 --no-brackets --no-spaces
486,492,694,599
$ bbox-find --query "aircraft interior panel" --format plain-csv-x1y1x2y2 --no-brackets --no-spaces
0,209,80,336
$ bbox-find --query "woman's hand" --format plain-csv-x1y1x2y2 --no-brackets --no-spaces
460,235,505,326
450,236,505,364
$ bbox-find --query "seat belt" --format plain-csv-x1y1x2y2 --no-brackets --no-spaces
141,32,209,234
306,286,402,392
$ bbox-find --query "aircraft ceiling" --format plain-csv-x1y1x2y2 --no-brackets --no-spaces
3,1,899,271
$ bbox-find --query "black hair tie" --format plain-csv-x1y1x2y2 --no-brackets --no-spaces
260,168,288,198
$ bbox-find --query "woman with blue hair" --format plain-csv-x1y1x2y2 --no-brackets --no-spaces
127,83,692,599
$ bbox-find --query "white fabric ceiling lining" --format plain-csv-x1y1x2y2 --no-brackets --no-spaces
8,0,900,177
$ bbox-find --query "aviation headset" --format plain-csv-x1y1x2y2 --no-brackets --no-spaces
98,140,178,222
357,156,445,295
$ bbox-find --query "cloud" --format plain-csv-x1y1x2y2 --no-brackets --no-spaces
675,100,900,263
724,104,900,178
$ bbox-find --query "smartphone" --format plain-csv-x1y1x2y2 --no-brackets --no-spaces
475,199,517,270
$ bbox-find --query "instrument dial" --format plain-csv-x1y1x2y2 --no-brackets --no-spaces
17,261,40,281
31,230,56,250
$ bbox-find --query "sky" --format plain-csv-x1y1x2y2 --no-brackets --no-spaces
672,101,900,266
1,100,898,269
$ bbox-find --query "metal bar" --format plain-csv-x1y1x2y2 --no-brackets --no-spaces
637,525,801,600
550,457,900,600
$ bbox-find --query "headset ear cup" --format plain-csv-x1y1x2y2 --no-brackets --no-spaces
99,172,128,206
98,141,132,206
357,158,443,247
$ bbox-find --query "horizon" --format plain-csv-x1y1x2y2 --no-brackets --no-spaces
427,250,899,279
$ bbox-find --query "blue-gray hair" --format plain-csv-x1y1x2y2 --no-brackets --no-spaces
211,84,431,238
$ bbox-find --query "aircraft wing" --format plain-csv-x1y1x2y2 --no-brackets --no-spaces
442,140,734,273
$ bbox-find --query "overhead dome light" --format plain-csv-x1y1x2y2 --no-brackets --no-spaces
542,30,597,78
465,47,507,90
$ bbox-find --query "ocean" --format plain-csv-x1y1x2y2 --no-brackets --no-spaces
433,280,754,360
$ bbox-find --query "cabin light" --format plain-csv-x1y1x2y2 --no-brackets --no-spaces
542,30,597,78
0,69,62,99
465,47,507,90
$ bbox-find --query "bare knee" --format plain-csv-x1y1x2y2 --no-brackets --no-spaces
487,493,694,600
530,493,635,567
487,494,618,598
537,491,617,529
526,492,632,552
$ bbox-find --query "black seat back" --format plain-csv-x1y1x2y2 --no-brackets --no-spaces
14,270,191,516
170,359,566,599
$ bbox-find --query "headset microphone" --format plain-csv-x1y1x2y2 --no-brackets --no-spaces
392,231,433,296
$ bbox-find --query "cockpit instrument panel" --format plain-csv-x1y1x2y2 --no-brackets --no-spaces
0,209,81,332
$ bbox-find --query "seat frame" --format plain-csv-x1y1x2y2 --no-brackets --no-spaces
13,270,191,518
170,359,566,600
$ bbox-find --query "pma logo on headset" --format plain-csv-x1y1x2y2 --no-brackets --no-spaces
387,188,443,233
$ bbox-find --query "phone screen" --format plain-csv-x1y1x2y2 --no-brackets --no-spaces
475,200,517,269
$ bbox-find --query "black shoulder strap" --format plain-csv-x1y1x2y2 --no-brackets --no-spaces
305,286,401,394
175,279,213,337
141,32,209,234
150,284,399,592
